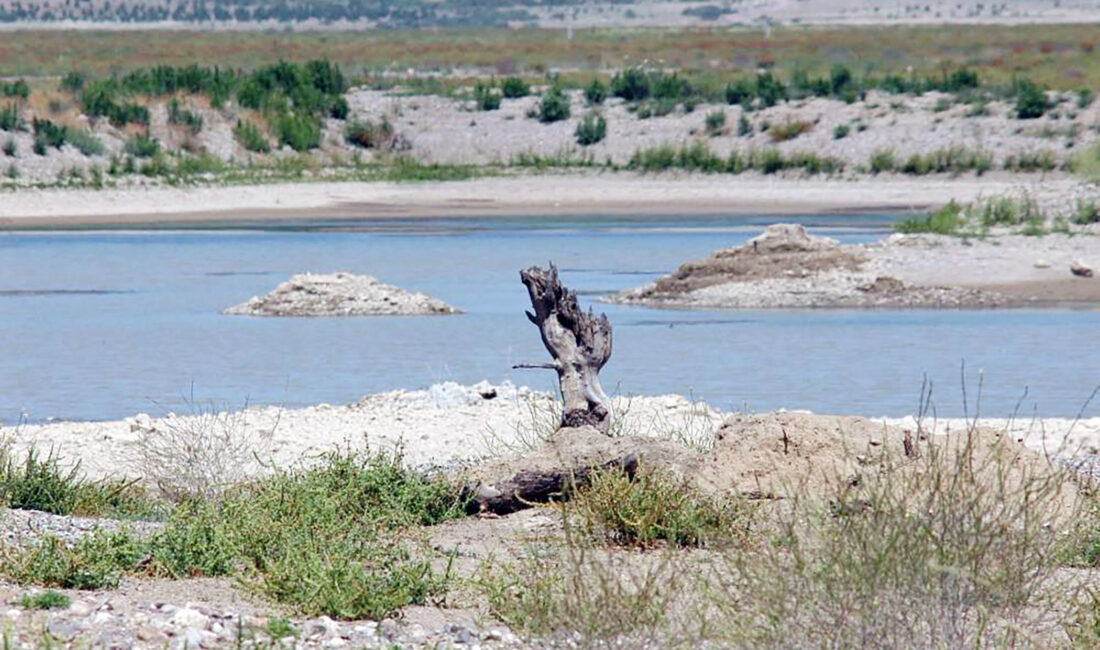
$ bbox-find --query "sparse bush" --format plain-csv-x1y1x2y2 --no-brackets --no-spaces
754,72,786,107
0,103,23,132
234,120,271,153
1015,79,1050,119
1078,88,1094,108
474,81,501,111
537,87,571,123
611,67,650,101
274,113,321,151
585,78,607,105
869,148,897,174
575,469,754,548
2,138,14,157
724,79,753,107
18,590,70,610
769,119,812,142
345,117,395,150
896,201,962,234
575,112,607,146
60,71,86,94
4,529,145,590
704,110,726,136
1004,150,1058,172
124,133,160,158
500,76,530,99
1074,200,1100,225
833,123,850,139
127,405,272,502
0,445,154,518
737,114,752,137
66,129,104,156
1070,142,1100,180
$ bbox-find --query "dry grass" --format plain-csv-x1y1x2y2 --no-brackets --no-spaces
1,25,1099,90
125,400,276,502
476,417,1097,649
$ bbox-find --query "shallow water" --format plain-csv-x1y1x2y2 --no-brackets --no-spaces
2,213,1098,422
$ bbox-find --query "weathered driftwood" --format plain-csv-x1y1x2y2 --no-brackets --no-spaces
518,264,614,434
464,452,639,515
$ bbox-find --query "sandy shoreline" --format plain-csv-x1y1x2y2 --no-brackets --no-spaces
0,174,1062,229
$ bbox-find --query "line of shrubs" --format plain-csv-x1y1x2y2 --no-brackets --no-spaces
64,60,349,152
629,141,844,175
598,65,1062,119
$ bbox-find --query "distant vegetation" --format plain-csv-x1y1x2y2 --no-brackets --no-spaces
1,25,1098,92
0,0,541,28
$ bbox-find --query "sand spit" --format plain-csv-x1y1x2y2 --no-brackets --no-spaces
611,224,1100,309
224,272,460,317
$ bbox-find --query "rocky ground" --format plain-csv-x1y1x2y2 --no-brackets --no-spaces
4,84,1100,190
224,272,461,317
610,223,1100,309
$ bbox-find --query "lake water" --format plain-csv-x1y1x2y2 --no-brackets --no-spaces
2,213,1098,422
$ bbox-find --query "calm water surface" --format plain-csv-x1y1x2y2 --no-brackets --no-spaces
2,214,1098,422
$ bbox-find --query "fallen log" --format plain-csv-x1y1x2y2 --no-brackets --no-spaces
464,452,639,515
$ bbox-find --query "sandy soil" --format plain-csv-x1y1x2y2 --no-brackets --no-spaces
612,224,1100,309
0,173,1082,228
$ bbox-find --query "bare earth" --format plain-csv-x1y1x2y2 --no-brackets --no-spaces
0,174,1086,228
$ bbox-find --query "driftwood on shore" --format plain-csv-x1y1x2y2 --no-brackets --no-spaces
518,264,614,434
464,452,639,515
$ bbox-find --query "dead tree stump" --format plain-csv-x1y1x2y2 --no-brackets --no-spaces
519,264,614,435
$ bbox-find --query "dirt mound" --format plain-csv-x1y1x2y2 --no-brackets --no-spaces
695,412,1080,518
225,272,460,317
628,224,864,300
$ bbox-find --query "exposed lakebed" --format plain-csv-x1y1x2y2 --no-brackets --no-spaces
2,213,1098,421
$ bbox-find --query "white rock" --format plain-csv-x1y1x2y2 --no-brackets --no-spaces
1034,259,1052,269
171,608,209,629
68,602,92,616
1071,260,1095,277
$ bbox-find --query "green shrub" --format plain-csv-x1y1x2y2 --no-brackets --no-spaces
724,79,753,106
18,590,71,610
754,72,785,108
60,71,86,93
0,79,29,99
0,446,153,518
345,117,395,149
704,110,726,136
737,114,752,136
474,81,501,111
2,138,14,157
575,470,754,548
585,78,607,105
66,129,104,156
869,149,897,174
5,529,145,590
1004,150,1058,172
1074,200,1100,225
635,98,677,119
895,201,963,234
124,133,160,158
32,137,46,156
1015,79,1050,119
275,113,321,151
898,146,992,176
537,87,571,123
329,96,349,119
234,120,271,153
611,67,650,101
575,112,607,146
501,76,530,99
0,103,23,132
833,123,850,139
1078,88,1094,108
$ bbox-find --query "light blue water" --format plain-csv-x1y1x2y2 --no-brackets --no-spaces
2,214,1098,422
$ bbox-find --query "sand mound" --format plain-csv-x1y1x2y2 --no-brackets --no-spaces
224,272,460,317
